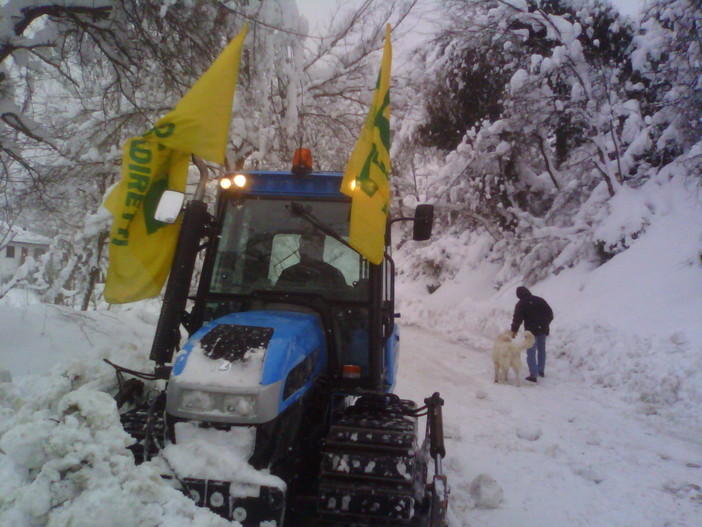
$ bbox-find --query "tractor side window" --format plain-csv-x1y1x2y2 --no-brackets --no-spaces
210,206,254,293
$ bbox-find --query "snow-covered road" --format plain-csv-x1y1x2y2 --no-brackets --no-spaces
396,325,702,527
1,299,701,526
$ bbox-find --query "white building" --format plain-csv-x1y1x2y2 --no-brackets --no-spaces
0,226,51,281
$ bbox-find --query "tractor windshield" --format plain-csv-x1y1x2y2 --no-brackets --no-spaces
209,198,369,301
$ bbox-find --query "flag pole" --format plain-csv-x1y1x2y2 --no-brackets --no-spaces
192,156,209,201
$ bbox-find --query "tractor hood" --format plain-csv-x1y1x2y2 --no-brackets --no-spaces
166,310,326,424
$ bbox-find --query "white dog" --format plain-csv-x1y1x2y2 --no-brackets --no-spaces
492,331,535,387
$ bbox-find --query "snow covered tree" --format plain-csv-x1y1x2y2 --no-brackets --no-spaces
632,0,702,172
394,0,700,288
1,1,259,306
1,0,419,307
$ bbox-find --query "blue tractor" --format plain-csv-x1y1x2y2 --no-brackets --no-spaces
113,154,448,526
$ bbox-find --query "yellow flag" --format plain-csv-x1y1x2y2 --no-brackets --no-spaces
341,24,391,265
103,25,248,304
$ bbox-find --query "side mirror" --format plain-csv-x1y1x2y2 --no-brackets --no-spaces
154,190,185,224
413,204,434,241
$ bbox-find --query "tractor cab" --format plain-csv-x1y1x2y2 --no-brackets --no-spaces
188,170,398,392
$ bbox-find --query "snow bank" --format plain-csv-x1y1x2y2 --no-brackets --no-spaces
0,301,236,527
161,423,284,496
397,176,702,426
0,380,234,527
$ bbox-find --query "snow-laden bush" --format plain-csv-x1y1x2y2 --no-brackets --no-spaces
393,0,702,290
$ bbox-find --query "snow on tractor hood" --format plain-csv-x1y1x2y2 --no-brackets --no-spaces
166,310,326,424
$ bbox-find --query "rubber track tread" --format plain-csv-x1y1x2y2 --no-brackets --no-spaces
327,425,416,452
316,396,427,526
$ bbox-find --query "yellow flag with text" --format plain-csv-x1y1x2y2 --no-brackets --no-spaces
341,24,391,265
103,25,248,304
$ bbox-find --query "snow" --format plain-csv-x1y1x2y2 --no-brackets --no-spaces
468,474,504,509
0,374,233,527
1,183,701,526
1,223,52,246
160,423,284,495
175,344,267,388
2,0,699,523
509,69,530,94
393,176,702,525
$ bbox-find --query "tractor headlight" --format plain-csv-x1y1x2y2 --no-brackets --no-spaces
223,394,257,417
181,389,217,412
232,174,247,188
168,381,279,424
178,390,257,418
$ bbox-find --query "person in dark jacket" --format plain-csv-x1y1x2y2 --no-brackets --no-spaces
276,234,347,289
511,286,554,383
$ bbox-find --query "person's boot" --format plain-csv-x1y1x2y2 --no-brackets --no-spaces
525,376,537,382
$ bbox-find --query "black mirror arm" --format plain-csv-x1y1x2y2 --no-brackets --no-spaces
388,216,415,225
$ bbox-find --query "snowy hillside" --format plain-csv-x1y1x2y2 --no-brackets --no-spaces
393,172,702,526
1,174,701,526
397,174,702,428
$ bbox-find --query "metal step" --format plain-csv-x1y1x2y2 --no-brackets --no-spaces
120,403,166,463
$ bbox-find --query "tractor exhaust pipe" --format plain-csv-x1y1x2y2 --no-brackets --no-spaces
149,158,211,375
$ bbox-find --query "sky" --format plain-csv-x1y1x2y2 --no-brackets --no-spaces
295,0,349,35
